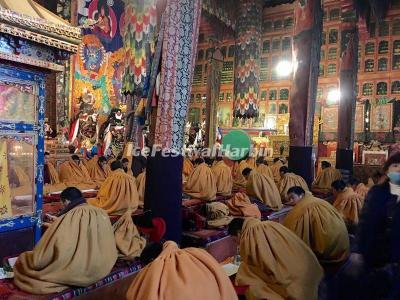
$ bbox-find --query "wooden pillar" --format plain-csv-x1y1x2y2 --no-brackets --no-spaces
288,0,323,185
205,46,223,147
336,1,358,176
144,0,201,243
233,0,263,120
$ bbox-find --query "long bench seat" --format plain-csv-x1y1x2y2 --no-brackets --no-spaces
0,260,141,300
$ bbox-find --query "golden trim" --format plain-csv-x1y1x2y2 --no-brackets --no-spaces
0,52,64,71
0,7,81,40
0,23,79,53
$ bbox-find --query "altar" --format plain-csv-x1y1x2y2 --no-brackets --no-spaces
0,1,81,261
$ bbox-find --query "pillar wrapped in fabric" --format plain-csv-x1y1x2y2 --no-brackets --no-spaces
205,47,223,147
336,1,358,175
145,0,201,243
288,0,323,185
233,0,263,119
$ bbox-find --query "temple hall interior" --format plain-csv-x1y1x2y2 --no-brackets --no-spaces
1,0,400,299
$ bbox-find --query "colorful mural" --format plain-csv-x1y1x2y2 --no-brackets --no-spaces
370,103,393,132
73,0,126,152
322,106,339,133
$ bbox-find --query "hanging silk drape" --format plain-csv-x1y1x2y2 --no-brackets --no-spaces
122,0,157,146
233,0,263,119
121,0,157,95
154,0,202,151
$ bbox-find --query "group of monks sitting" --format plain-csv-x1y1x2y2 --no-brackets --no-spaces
12,150,385,299
13,187,146,295
44,152,146,214
183,155,316,211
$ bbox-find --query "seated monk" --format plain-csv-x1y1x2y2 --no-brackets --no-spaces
107,154,116,166
348,177,369,200
233,159,251,188
228,218,323,299
43,152,66,194
131,155,147,177
182,156,194,183
255,157,274,179
183,158,217,201
13,187,118,294
88,161,139,215
270,157,284,184
278,166,309,203
283,186,350,267
242,168,282,211
312,161,342,193
136,170,146,207
126,241,237,300
332,180,364,230
246,156,256,169
59,155,97,190
121,158,134,176
226,193,261,219
87,156,111,186
113,209,146,260
211,156,233,196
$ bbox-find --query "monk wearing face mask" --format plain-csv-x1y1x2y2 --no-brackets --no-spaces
353,153,400,299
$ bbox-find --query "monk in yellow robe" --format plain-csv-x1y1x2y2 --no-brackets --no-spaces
113,209,146,260
126,241,237,300
136,171,146,207
182,157,194,183
89,161,139,215
121,158,134,176
278,166,309,202
87,156,111,186
245,156,257,169
233,159,251,188
183,158,217,201
270,157,284,184
226,193,261,219
13,187,118,294
284,186,350,267
242,168,282,210
228,218,323,300
348,178,369,200
255,158,274,179
211,156,233,196
312,161,342,192
59,155,97,190
43,152,66,194
332,180,364,229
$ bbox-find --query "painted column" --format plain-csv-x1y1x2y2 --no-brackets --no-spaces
144,0,201,243
289,0,323,185
233,0,262,120
336,1,358,176
205,45,223,147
